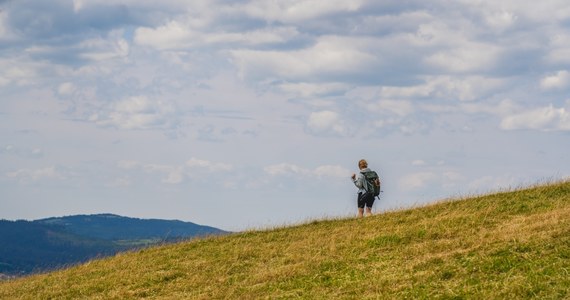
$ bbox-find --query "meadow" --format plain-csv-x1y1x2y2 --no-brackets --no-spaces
1,180,568,299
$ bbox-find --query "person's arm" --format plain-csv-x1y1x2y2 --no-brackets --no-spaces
353,173,364,189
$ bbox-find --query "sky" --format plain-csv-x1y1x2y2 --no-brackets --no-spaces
1,0,569,231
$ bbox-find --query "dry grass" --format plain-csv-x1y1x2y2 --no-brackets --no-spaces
1,180,569,299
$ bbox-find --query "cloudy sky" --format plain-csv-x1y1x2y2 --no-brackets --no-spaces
1,0,569,231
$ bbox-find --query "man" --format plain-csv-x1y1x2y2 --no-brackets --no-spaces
351,159,379,217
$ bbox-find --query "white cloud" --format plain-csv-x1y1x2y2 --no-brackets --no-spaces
420,99,520,118
371,115,429,135
307,110,338,129
363,95,431,133
500,104,570,131
307,110,348,136
540,70,570,90
367,100,414,117
412,160,426,166
407,12,504,74
22,30,129,65
6,167,65,182
380,76,504,102
186,157,233,172
117,160,140,169
231,35,379,81
460,99,519,116
93,96,177,130
242,0,364,23
0,58,42,87
313,165,351,178
135,20,299,50
484,11,518,32
163,168,184,184
134,21,196,50
264,163,310,177
264,163,350,179
142,164,184,184
72,0,85,13
115,158,233,185
79,30,129,61
425,42,503,73
57,82,76,96
422,99,570,132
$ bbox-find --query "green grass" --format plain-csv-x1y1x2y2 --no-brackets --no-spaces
1,181,569,299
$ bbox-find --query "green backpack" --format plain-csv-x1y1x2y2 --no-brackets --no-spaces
361,170,381,198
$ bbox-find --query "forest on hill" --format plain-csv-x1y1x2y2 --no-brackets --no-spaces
0,214,227,277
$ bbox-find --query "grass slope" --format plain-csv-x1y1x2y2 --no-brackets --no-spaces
1,181,569,299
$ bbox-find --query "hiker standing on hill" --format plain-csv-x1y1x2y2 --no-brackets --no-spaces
351,159,381,218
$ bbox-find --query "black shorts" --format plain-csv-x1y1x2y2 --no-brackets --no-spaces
357,192,375,208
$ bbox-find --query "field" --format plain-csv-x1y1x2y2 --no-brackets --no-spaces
1,181,569,299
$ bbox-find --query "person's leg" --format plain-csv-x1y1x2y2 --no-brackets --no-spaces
363,193,374,216
365,194,374,216
357,192,365,217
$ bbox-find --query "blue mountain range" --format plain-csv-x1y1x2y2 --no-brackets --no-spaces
0,214,228,277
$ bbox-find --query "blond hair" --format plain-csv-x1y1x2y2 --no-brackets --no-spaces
358,159,368,169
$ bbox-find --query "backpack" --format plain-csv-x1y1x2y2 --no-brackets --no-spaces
361,170,381,198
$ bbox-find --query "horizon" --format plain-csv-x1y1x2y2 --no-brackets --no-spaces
1,1,569,231
2,179,567,232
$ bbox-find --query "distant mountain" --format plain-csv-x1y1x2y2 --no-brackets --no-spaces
0,220,120,276
0,214,228,277
35,214,226,241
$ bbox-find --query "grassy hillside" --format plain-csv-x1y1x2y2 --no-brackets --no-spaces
1,181,569,299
